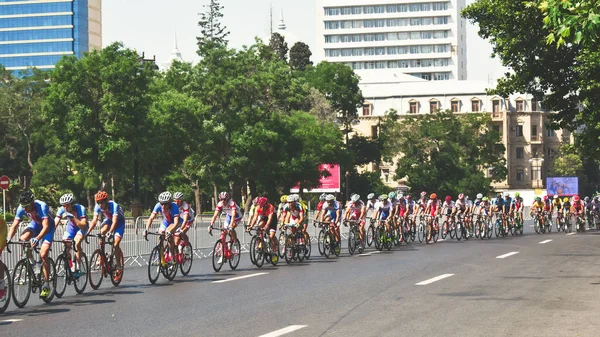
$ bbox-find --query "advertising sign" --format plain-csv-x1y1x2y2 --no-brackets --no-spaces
546,177,578,196
290,164,341,193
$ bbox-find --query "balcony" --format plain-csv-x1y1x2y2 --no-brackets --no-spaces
492,110,503,120
531,134,542,144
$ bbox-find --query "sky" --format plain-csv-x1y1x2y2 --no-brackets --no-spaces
102,0,508,82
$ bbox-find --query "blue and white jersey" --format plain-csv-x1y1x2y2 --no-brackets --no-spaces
56,204,87,228
152,202,180,226
94,200,125,225
15,200,56,229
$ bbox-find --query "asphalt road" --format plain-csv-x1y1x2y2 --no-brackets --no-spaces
2,220,600,337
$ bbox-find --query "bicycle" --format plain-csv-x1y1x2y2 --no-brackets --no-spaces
209,227,241,272
281,223,307,263
314,220,327,256
533,211,546,234
441,214,455,240
9,241,57,308
248,227,279,268
416,215,427,243
575,213,586,232
146,232,178,284
555,211,564,232
54,238,89,297
176,229,194,276
345,219,364,255
88,234,124,290
455,214,468,241
0,246,12,314
365,217,376,247
424,215,439,244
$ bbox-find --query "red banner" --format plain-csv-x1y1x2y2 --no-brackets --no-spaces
290,164,341,193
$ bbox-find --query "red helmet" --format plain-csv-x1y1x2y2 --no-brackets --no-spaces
95,191,108,202
543,195,548,201
458,193,464,200
574,195,580,202
445,196,452,202
257,197,268,207
218,192,229,200
430,193,437,200
420,191,427,197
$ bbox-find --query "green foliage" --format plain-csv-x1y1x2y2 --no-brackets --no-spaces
348,135,381,166
289,42,313,70
269,32,288,62
196,0,229,53
381,110,506,197
346,170,388,200
549,144,584,177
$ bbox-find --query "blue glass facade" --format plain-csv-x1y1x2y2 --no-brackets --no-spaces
0,0,91,76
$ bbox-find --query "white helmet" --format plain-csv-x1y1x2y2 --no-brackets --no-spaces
286,195,295,202
397,193,404,199
326,194,335,201
367,193,375,200
158,191,172,203
292,194,300,202
476,193,483,199
319,193,327,201
173,191,184,200
218,191,230,200
504,192,510,197
351,194,360,202
59,193,75,205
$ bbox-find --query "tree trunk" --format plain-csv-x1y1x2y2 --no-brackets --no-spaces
86,189,93,211
212,183,218,209
111,176,116,201
193,180,202,214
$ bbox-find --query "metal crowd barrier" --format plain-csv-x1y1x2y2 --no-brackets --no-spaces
1,206,533,272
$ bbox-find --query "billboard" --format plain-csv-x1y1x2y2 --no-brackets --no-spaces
546,177,579,196
290,164,341,193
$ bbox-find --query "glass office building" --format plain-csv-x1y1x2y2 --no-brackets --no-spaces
0,0,102,76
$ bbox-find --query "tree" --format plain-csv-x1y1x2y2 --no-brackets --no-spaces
289,42,313,70
380,110,506,197
462,1,600,159
196,0,229,54
269,32,288,62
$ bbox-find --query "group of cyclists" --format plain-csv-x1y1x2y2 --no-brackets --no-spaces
1,187,597,309
530,194,600,232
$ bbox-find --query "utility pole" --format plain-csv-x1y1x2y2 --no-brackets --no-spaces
269,3,273,35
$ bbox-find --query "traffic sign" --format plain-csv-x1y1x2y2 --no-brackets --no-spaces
0,175,9,190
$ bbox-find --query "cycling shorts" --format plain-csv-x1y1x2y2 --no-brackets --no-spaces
223,214,242,229
24,223,56,245
63,223,88,240
101,220,125,238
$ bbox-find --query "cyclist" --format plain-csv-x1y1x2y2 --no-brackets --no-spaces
512,193,524,228
344,194,366,243
424,193,440,240
314,193,327,226
590,196,600,229
248,197,278,259
373,194,393,239
174,191,195,258
455,194,470,236
543,195,553,225
387,191,399,229
530,196,545,227
0,214,7,300
417,191,428,216
552,195,562,226
89,191,126,281
320,194,341,250
246,197,260,233
571,195,585,229
441,196,455,234
54,193,88,278
277,195,288,221
7,190,56,298
562,197,572,227
501,193,513,234
209,192,242,258
144,192,180,264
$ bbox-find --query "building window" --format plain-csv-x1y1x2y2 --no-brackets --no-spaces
531,125,538,141
547,147,555,157
451,100,459,112
516,100,524,112
546,128,556,137
516,147,524,159
492,100,501,113
409,102,418,114
532,166,541,180
532,146,540,158
430,101,439,113
471,99,480,112
362,104,371,116
516,125,524,137
371,125,378,138
516,169,524,182
493,124,502,140
532,99,538,112
383,169,390,182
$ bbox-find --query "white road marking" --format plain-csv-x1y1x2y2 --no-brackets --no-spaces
566,232,576,236
529,225,534,227
496,251,519,259
259,325,307,337
415,273,454,285
212,272,268,284
0,319,23,323
359,251,381,256
539,239,552,244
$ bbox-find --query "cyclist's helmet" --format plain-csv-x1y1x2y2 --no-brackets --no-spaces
594,196,599,201
398,193,404,199
574,195,580,202
406,195,412,200
445,196,452,202
535,196,542,202
218,191,230,201
59,193,75,205
563,197,569,202
292,194,300,202
280,195,288,203
158,191,172,203
420,191,427,197
543,195,548,201
326,194,335,201
367,193,375,200
430,193,437,200
319,193,327,201
504,192,510,197
584,196,590,202
351,194,360,202
465,196,470,201
257,197,268,207
19,190,34,206
388,192,396,199
287,195,295,202
252,196,260,205
482,197,489,201
95,191,108,202
458,193,464,200
476,193,483,199
515,192,520,198
174,191,184,200
378,194,387,201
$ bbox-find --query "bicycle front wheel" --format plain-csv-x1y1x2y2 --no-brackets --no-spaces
54,253,68,298
253,237,264,268
89,250,104,290
317,229,325,255
228,239,241,270
249,236,257,266
212,239,224,272
74,252,89,294
366,225,374,247
0,263,11,313
348,230,357,255
11,259,31,308
180,242,193,276
41,257,57,304
303,233,311,260
147,246,161,284
278,232,287,258
110,249,124,287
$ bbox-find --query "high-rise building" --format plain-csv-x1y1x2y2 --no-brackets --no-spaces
316,0,467,81
0,0,102,76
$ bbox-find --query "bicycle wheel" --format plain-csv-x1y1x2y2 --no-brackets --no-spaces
348,230,356,255
41,257,57,304
54,253,68,298
278,232,287,258
0,263,10,313
494,220,500,237
303,232,311,260
253,237,264,268
212,239,224,272
317,229,325,256
418,224,425,243
450,222,456,239
74,252,88,294
147,246,161,284
374,228,382,251
249,236,257,266
110,249,124,287
455,222,462,241
323,232,331,258
89,250,104,290
11,260,31,308
296,235,305,263
487,221,493,239
366,225,375,247
162,259,178,281
270,239,280,266
284,235,294,263
228,239,241,270
433,224,439,243
180,242,193,276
